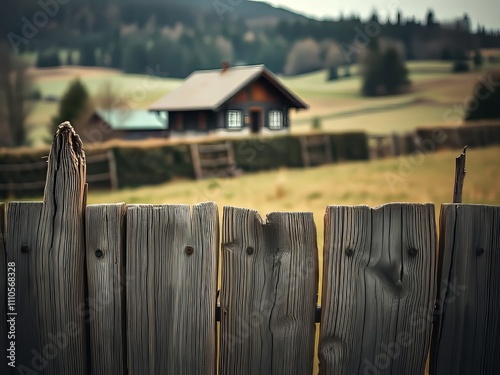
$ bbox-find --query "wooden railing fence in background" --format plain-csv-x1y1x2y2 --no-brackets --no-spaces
300,135,333,167
0,123,499,375
190,141,239,180
0,149,118,194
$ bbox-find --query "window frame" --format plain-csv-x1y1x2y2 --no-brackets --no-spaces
227,110,243,129
269,110,283,130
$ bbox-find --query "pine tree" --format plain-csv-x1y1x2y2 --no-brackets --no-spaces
466,71,500,120
382,48,409,94
52,78,90,133
473,50,484,70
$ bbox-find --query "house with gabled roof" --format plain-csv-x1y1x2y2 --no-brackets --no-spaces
149,64,308,135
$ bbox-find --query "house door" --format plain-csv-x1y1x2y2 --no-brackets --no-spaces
250,109,262,133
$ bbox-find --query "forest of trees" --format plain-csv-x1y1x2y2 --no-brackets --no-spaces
4,1,500,78
1,1,500,145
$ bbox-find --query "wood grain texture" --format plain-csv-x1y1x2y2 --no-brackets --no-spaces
219,207,318,375
126,202,218,375
0,203,7,372
6,202,43,372
319,203,437,375
35,122,88,374
431,204,500,375
86,204,126,375
453,147,467,203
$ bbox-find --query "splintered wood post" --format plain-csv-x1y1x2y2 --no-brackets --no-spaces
9,122,88,374
319,204,437,375
0,203,6,372
86,204,127,375
219,207,318,375
126,202,219,374
453,146,467,203
430,204,500,374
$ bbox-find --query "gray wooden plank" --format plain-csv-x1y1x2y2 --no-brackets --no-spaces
319,203,437,375
35,122,88,374
6,202,43,373
0,203,7,373
86,204,127,375
219,207,318,375
431,204,500,375
126,202,218,375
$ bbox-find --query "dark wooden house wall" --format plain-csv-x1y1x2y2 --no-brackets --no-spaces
224,77,291,130
168,76,296,132
168,111,218,132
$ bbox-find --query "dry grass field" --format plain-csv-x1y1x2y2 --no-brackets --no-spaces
85,145,500,243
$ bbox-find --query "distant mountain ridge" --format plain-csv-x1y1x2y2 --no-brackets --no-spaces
117,0,308,22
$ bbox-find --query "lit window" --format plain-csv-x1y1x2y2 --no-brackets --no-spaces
269,110,283,129
227,110,242,128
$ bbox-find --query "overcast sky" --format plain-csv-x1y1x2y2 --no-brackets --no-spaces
256,0,500,30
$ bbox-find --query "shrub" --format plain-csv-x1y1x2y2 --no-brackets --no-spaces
343,65,352,77
312,118,322,130
361,43,409,96
29,89,42,101
452,61,470,73
465,71,500,121
327,66,338,81
473,50,484,70
36,49,61,67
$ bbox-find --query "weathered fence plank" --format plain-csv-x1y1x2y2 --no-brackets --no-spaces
0,203,7,372
7,123,88,374
431,204,500,374
86,204,127,375
36,123,87,374
126,202,219,374
319,203,437,375
6,202,43,373
219,207,318,375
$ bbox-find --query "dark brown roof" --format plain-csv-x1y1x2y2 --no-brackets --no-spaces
149,65,308,111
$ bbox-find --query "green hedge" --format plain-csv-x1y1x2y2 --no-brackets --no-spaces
0,131,369,198
113,144,192,188
330,132,369,161
415,124,500,151
232,135,303,171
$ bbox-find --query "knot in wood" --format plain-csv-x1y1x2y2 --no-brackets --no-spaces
408,247,418,257
345,248,354,257
95,249,104,259
21,245,29,254
246,246,254,255
476,247,484,256
185,246,194,256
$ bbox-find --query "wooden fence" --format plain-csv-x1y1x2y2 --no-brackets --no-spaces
368,123,500,159
0,148,118,196
0,123,499,374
